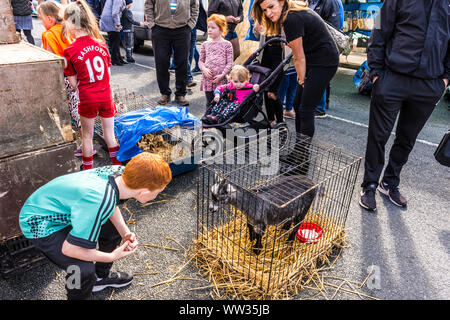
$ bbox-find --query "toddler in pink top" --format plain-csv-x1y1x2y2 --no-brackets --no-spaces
205,65,260,124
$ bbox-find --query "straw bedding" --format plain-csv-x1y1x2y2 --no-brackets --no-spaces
191,208,347,300
137,133,183,163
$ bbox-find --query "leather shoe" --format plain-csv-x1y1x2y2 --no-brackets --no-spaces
175,95,189,106
157,95,171,105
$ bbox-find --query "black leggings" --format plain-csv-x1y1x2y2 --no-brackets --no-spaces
107,31,122,64
293,65,338,137
18,29,35,45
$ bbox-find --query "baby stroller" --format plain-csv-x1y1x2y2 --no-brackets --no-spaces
201,37,294,151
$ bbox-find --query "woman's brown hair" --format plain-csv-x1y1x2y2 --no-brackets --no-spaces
63,0,104,42
251,0,308,36
122,152,172,191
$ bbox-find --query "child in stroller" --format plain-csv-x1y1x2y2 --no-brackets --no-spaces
203,65,260,125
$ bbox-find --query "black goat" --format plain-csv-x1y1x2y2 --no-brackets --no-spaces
209,174,317,254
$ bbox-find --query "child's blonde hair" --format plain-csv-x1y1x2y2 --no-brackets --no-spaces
229,65,251,83
63,0,104,42
207,14,228,37
37,1,64,24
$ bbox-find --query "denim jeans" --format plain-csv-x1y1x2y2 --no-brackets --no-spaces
278,72,297,111
187,27,197,83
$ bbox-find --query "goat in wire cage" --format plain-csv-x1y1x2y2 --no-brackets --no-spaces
193,131,362,298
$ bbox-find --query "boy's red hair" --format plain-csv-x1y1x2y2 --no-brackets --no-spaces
122,152,172,191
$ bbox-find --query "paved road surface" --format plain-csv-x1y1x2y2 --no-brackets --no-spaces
1,19,448,301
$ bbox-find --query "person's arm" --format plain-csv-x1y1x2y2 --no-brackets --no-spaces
188,0,199,30
67,75,78,89
443,40,449,87
112,0,123,29
199,43,213,79
288,37,306,86
61,239,135,263
144,0,156,28
367,0,398,83
235,0,244,24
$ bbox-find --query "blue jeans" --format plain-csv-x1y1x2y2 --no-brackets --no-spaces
316,90,327,113
278,73,297,111
187,27,197,82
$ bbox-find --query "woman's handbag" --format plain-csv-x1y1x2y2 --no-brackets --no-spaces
324,21,350,54
434,130,450,167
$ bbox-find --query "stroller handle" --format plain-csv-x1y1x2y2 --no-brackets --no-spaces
242,37,289,67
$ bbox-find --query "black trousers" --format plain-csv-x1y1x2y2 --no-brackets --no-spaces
362,69,444,188
261,39,284,123
30,221,121,300
107,31,122,64
293,65,338,137
151,25,191,97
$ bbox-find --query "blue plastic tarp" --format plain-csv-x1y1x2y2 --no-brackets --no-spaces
114,106,201,161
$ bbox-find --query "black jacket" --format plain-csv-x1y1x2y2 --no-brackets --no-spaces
121,7,140,31
368,0,450,81
11,0,32,17
312,0,341,29
208,0,243,33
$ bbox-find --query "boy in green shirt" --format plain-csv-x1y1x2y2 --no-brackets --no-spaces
19,152,172,299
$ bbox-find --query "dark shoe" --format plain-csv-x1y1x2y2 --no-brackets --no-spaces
175,95,189,106
314,109,327,118
187,81,196,88
126,57,135,63
112,61,124,66
157,95,171,105
119,59,128,64
377,181,407,207
359,183,377,211
92,271,133,293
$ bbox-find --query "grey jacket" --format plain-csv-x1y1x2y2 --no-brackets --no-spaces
100,0,126,32
145,0,199,30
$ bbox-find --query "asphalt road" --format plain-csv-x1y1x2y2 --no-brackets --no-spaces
0,18,449,301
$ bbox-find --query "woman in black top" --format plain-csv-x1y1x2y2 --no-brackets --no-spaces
252,0,338,138
208,0,244,60
252,0,339,175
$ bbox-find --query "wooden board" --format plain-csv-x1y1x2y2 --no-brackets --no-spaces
0,142,78,240
0,43,73,158
0,0,20,44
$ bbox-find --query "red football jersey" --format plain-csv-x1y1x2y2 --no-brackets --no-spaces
63,36,112,105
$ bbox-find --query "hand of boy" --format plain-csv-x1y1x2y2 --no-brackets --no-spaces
214,94,220,102
140,21,148,27
253,84,260,92
122,232,138,251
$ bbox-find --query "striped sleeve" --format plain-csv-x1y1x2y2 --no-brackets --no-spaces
67,183,117,249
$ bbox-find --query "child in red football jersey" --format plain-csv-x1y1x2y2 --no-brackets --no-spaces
63,0,121,170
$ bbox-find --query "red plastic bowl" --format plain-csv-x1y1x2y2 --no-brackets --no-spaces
296,222,324,243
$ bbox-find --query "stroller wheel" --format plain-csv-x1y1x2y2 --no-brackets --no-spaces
271,122,290,151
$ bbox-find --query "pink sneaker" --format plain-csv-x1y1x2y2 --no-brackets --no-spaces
74,146,97,157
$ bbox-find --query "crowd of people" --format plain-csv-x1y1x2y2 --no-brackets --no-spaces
11,0,449,300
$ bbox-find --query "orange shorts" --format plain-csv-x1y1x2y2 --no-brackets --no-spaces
78,100,117,119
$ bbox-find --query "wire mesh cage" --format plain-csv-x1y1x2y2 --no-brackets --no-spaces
94,86,202,171
192,131,362,299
